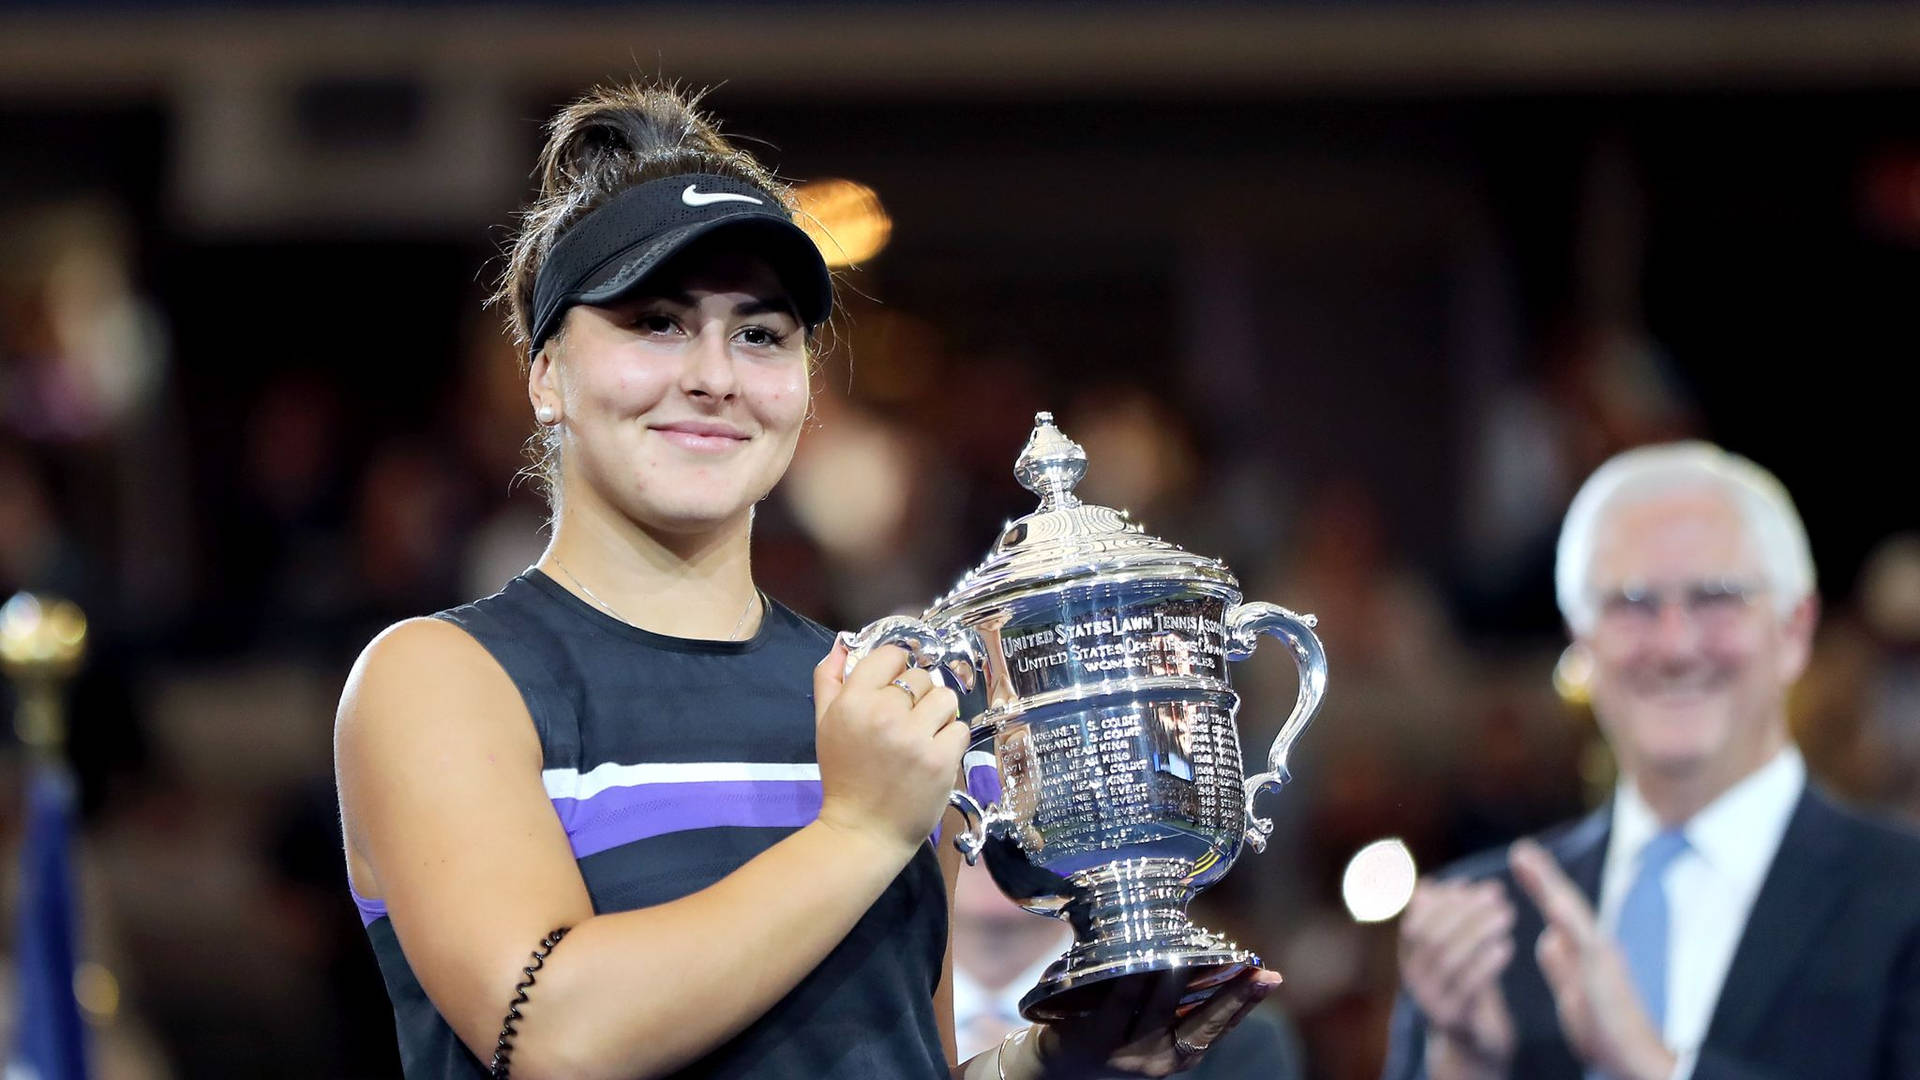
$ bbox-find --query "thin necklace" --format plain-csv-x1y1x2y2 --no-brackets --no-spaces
549,557,759,641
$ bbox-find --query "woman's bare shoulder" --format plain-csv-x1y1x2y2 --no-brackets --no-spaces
355,614,498,677
335,616,540,784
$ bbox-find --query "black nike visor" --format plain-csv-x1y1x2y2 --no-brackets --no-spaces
528,173,834,359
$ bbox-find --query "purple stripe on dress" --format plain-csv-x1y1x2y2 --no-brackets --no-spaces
932,762,1005,849
552,778,824,859
966,761,1003,805
351,885,388,927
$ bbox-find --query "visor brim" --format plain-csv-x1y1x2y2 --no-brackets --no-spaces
572,213,833,330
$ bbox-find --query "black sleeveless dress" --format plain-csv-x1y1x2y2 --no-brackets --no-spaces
352,571,951,1078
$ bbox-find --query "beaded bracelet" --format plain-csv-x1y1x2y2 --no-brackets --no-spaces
488,927,570,1079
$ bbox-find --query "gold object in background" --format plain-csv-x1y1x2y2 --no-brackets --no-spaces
1,592,90,757
1550,642,1593,706
793,178,893,267
1551,642,1617,806
74,960,122,1022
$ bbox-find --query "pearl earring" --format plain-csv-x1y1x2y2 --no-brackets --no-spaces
536,405,557,425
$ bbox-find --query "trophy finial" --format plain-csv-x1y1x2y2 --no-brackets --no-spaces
1014,412,1087,511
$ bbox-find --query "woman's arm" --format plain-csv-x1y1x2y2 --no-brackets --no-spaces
336,620,965,1080
934,805,966,1067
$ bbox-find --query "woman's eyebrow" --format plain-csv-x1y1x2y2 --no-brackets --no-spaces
648,293,796,319
733,297,799,319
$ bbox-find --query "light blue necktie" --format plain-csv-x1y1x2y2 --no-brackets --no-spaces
1618,828,1690,1031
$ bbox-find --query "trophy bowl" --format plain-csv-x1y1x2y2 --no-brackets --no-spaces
842,412,1327,1021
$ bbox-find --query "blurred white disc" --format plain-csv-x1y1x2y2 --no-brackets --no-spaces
1342,837,1418,923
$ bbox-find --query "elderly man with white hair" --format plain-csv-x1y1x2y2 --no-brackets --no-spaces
1380,442,1920,1080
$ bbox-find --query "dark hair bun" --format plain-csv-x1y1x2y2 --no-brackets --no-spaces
537,83,736,199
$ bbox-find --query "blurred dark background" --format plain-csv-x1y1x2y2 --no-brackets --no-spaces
3,4,1919,1078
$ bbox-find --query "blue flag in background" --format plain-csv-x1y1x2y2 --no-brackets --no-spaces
7,763,88,1080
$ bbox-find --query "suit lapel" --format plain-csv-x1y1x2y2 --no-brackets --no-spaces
1553,803,1611,905
1703,786,1857,1050
1503,803,1612,1080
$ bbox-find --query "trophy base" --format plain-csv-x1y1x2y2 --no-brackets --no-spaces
1017,858,1262,1022
1018,942,1257,1022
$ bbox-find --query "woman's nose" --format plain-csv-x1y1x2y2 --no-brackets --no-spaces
680,328,738,399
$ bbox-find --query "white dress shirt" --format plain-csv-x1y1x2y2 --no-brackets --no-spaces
951,943,1068,1062
1598,746,1806,1080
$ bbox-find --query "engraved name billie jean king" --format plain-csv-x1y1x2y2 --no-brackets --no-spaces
843,413,1327,1021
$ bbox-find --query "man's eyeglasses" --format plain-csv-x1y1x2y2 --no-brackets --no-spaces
1593,579,1767,629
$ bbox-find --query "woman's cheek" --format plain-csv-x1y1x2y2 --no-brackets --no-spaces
754,368,810,425
614,368,673,413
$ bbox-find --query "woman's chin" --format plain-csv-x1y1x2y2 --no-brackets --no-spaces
627,496,758,537
581,463,774,537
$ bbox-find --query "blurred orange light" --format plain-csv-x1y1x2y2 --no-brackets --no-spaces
794,178,892,267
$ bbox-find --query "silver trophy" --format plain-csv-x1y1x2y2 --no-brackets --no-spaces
841,412,1328,1021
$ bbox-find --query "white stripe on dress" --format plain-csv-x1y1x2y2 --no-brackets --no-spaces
542,761,823,801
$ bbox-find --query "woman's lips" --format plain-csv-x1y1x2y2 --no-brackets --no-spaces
651,422,749,452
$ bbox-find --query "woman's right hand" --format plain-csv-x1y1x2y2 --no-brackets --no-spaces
813,640,967,857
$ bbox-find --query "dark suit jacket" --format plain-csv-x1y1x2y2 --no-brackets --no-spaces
1380,785,1920,1080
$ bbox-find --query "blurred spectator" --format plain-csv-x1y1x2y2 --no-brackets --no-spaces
1068,384,1200,533
0,200,191,632
449,300,550,600
1385,442,1920,1080
780,381,936,622
1456,323,1702,639
345,438,468,643
1235,480,1467,913
0,202,167,444
1854,535,1920,820
1796,532,1920,821
221,371,353,650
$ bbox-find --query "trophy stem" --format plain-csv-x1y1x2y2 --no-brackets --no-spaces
1019,858,1258,1022
1069,857,1200,945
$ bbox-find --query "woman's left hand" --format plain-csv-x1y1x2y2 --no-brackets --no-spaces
1026,966,1283,1078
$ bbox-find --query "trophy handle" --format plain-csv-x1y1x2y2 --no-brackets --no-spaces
840,618,995,864
947,788,1014,866
1225,601,1327,852
837,615,983,694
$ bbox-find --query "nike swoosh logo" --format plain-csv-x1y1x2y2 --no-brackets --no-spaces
682,185,763,207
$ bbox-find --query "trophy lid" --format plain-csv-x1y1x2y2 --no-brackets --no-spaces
930,412,1236,615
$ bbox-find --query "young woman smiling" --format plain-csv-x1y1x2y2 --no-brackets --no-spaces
333,81,1277,1080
